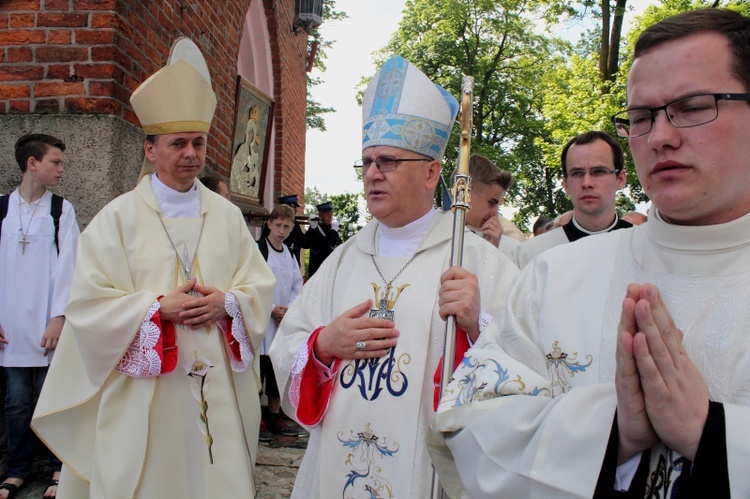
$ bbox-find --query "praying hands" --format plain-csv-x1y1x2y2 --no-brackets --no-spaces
615,283,710,462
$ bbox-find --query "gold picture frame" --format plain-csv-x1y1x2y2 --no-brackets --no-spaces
229,76,274,209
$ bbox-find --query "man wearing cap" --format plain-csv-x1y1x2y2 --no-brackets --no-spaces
32,39,275,497
269,56,518,497
304,201,342,277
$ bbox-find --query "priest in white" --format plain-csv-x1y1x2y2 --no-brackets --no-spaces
431,9,750,498
269,56,519,498
32,38,275,498
512,131,632,269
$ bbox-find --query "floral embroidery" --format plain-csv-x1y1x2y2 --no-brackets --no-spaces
546,341,593,396
338,423,398,498
442,355,547,407
185,352,215,464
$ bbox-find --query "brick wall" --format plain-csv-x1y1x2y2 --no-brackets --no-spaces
264,0,308,204
0,0,308,205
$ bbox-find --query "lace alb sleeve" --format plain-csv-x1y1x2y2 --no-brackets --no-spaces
116,300,162,377
289,339,310,408
224,292,253,372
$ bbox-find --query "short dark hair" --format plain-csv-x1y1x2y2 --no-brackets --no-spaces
467,154,514,190
15,133,66,173
200,175,227,194
269,204,295,223
561,131,624,176
533,216,554,236
634,9,750,92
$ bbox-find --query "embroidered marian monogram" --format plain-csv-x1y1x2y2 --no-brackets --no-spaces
340,259,418,401
546,341,593,396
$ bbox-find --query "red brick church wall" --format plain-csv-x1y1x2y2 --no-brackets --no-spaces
0,0,308,200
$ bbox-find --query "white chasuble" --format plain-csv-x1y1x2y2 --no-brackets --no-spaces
270,211,519,499
320,255,440,498
32,177,275,499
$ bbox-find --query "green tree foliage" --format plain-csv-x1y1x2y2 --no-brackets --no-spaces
382,0,567,224
306,1,348,131
304,186,363,242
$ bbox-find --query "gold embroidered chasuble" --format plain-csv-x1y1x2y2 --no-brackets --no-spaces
270,211,518,498
32,177,275,498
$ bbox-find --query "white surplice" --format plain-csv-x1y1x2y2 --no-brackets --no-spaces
261,241,303,355
432,210,750,498
270,210,519,498
0,189,79,367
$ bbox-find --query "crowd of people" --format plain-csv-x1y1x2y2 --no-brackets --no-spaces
0,7,747,498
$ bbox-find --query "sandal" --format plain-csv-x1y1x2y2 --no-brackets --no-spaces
43,477,60,498
0,480,24,499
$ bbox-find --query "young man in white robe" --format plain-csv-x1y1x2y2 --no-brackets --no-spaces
463,154,519,262
431,8,750,497
258,204,304,438
31,39,275,498
269,56,519,498
513,131,632,268
0,134,80,499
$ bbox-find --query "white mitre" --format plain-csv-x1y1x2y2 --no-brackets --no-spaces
130,37,217,180
361,55,459,160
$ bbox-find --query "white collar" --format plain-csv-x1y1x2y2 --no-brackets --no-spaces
151,174,201,218
378,209,436,257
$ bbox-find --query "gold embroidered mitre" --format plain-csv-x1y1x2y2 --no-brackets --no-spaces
131,37,217,181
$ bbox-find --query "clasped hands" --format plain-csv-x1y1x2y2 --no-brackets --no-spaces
616,283,709,463
159,277,227,330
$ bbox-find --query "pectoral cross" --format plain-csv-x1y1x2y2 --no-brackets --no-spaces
183,245,200,297
19,236,30,254
369,298,395,321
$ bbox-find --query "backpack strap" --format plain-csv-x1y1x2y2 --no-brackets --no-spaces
50,194,64,254
0,195,8,245
257,237,269,261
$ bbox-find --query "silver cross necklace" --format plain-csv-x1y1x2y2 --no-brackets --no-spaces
158,213,206,296
18,195,42,255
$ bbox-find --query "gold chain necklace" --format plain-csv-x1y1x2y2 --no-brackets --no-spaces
18,194,42,255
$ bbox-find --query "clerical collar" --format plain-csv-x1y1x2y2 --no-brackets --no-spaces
378,209,436,257
151,173,201,219
563,215,627,242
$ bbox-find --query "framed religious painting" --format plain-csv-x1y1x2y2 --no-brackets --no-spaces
229,76,275,209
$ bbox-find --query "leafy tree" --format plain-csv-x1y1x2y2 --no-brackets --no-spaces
306,0,348,131
381,0,566,221
304,186,363,242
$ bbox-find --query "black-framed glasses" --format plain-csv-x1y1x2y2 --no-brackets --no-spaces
353,156,431,173
565,167,619,180
612,93,750,138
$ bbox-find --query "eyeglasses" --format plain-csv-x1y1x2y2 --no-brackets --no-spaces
565,167,619,180
612,93,750,138
353,156,431,173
